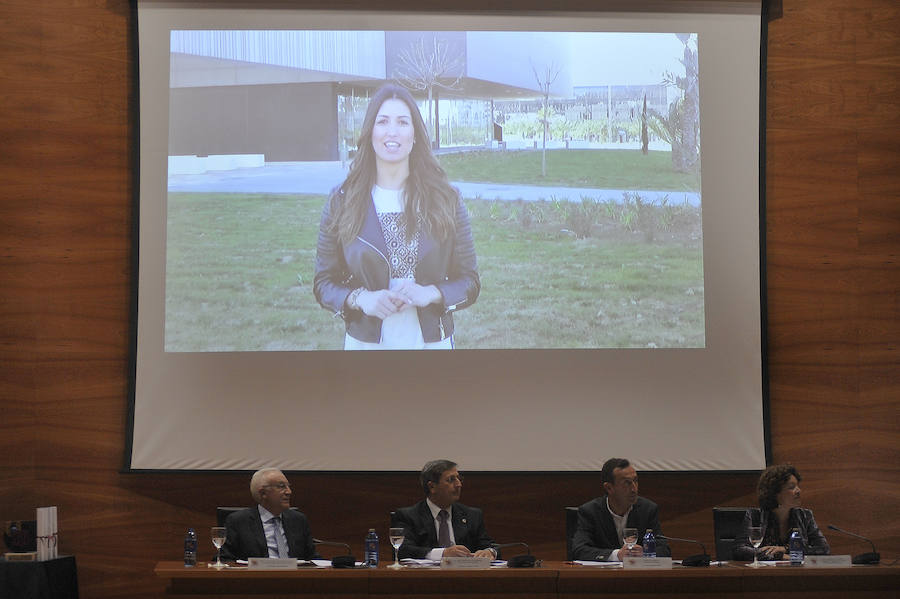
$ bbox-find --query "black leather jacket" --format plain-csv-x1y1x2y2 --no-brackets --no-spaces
313,189,479,344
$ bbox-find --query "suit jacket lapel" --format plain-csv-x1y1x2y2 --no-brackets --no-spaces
418,501,439,548
452,505,469,547
251,507,269,557
600,497,621,546
281,510,299,557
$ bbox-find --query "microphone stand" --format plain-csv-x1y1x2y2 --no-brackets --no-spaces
313,538,356,568
826,525,880,564
656,535,711,567
491,542,536,567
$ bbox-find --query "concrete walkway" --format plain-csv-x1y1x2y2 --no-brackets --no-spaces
167,161,701,206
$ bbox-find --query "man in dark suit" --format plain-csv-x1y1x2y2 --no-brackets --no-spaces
572,457,670,561
220,468,318,561
396,459,496,560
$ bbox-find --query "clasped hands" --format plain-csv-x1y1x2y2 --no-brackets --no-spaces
757,545,787,560
356,281,442,320
442,545,495,559
618,543,644,558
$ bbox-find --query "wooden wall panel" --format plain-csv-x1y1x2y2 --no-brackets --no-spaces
0,1,897,598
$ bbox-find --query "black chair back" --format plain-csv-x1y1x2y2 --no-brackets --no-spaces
565,507,579,561
712,507,747,561
216,506,299,527
216,506,244,527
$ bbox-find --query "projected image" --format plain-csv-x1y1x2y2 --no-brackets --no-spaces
165,30,703,351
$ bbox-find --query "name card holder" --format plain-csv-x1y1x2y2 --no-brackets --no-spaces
248,557,298,569
440,556,492,569
805,555,852,568
3,552,37,562
623,557,673,569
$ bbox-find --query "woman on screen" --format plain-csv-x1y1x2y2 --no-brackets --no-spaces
733,464,829,561
314,84,479,350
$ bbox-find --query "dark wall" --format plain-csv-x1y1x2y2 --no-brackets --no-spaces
169,82,338,161
0,1,898,598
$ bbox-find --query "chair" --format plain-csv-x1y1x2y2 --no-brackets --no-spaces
712,507,748,561
565,507,579,560
216,506,299,526
216,506,244,527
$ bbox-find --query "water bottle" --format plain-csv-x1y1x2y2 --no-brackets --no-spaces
183,528,198,567
789,529,803,566
364,528,379,567
642,530,657,558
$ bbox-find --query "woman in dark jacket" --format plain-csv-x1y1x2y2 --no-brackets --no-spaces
733,464,830,561
314,83,479,349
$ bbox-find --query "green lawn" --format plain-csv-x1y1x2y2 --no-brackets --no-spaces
439,149,700,192
164,192,705,351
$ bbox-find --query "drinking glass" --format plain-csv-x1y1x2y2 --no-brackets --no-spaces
747,508,763,568
210,526,227,569
388,527,405,569
623,527,638,551
748,526,764,567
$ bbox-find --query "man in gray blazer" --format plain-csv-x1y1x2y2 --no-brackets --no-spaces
220,468,318,561
572,457,670,561
396,459,496,560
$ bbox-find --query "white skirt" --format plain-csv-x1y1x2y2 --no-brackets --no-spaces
344,279,453,350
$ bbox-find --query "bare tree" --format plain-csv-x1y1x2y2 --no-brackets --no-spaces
393,36,464,148
531,60,561,178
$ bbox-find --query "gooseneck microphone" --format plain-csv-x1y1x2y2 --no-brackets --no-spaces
313,538,356,568
656,535,711,567
826,525,880,564
491,542,535,568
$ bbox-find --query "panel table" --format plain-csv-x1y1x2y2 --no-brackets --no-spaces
154,560,900,599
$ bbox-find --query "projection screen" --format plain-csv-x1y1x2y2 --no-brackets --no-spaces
131,0,766,471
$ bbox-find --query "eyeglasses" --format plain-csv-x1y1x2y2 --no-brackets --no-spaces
443,474,464,484
264,482,291,490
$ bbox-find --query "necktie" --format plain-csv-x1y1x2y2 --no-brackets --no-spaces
438,509,451,548
273,516,290,558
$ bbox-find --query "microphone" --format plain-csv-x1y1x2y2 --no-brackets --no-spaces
656,535,710,567
313,538,356,568
491,542,535,568
826,525,880,564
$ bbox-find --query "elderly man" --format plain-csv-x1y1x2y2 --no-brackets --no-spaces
572,457,670,561
220,468,318,561
395,459,497,560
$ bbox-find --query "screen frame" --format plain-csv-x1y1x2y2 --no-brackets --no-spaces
125,0,770,474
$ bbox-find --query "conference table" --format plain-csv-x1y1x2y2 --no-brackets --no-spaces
154,560,899,599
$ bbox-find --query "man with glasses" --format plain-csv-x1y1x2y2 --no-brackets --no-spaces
396,459,497,560
220,468,318,561
572,457,669,561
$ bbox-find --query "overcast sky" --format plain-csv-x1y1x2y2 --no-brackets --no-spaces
569,32,693,88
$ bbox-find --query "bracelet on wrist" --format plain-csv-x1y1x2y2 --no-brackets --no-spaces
347,287,364,310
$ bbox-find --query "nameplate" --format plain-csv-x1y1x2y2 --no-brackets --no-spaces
440,556,492,569
3,552,37,562
623,557,673,569
248,557,298,570
805,555,852,568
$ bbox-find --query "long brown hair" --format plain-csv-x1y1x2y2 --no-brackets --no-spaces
329,84,459,245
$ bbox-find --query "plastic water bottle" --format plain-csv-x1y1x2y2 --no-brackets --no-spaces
364,528,379,567
183,528,198,566
789,529,803,566
642,530,657,558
